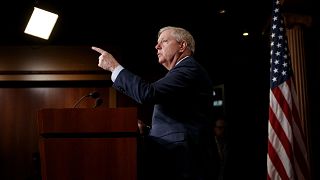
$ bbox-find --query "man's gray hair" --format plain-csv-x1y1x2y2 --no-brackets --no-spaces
158,26,195,54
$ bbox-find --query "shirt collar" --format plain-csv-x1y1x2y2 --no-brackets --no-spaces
175,56,189,66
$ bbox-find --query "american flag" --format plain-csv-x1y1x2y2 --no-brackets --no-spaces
267,0,310,180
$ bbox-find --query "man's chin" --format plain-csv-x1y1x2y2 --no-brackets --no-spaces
158,59,164,64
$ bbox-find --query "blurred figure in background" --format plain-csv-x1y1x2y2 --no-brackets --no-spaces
214,116,228,180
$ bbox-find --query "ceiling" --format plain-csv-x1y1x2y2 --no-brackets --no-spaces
0,0,273,45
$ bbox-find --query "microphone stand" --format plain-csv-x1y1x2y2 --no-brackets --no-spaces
73,91,100,108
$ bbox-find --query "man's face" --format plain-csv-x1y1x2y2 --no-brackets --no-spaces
155,29,181,69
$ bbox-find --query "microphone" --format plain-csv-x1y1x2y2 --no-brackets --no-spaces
73,91,101,108
93,98,103,108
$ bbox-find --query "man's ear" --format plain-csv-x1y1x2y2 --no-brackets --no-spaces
179,41,187,52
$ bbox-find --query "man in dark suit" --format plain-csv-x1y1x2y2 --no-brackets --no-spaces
92,26,219,180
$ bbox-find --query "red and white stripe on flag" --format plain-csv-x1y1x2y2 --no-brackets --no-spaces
267,79,310,180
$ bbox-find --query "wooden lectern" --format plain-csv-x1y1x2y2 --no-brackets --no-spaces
37,107,138,180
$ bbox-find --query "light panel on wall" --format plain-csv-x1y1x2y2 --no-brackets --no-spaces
24,7,59,40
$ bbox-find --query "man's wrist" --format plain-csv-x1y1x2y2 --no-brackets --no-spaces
111,65,124,82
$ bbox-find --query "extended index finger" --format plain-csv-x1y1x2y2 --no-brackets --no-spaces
91,46,105,54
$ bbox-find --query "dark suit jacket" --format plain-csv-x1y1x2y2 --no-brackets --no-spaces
113,56,218,180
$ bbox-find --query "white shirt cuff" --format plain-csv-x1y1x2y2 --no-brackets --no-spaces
111,65,124,82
